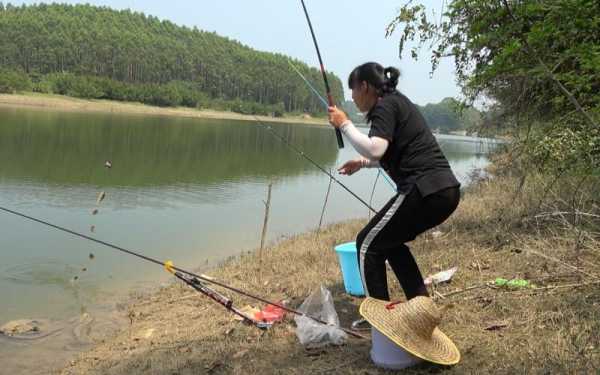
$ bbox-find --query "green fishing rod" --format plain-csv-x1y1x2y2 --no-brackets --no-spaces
299,0,344,149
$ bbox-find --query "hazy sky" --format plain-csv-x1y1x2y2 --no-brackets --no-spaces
10,0,460,105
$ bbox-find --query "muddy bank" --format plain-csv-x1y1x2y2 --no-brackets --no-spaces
55,174,600,374
0,93,328,126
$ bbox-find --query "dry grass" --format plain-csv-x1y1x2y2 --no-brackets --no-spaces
59,174,600,374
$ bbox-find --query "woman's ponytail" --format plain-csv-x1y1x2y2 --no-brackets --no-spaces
382,67,400,94
348,62,401,97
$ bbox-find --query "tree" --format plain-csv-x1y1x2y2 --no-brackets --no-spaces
0,3,345,115
387,0,600,171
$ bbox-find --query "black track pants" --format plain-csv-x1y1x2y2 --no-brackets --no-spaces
356,185,460,301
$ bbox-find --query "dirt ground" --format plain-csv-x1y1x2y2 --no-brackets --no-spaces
57,174,600,374
0,93,328,126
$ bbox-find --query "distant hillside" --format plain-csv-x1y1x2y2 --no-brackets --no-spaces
0,3,344,115
342,97,482,133
419,97,482,134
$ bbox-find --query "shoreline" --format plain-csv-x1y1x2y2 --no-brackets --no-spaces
0,93,329,126
56,174,599,374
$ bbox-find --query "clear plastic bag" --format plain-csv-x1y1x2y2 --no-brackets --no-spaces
294,285,347,348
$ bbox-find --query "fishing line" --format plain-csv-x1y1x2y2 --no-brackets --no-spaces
0,205,366,339
253,117,377,213
287,59,328,109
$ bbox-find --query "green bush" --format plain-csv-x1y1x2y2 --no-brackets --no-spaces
94,77,128,101
68,76,104,99
271,102,285,117
0,69,32,93
46,73,75,95
147,83,182,107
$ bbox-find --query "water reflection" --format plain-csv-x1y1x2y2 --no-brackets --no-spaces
0,108,337,206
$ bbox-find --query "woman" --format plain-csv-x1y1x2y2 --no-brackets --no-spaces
328,62,460,301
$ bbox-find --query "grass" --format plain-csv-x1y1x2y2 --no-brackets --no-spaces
59,172,600,374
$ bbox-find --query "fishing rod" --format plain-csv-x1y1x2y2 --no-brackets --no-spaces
299,0,344,149
171,270,271,329
0,205,366,339
253,117,377,213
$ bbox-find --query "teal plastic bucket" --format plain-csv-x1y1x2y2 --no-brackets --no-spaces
334,242,365,296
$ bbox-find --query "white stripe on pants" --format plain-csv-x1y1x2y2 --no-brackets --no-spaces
358,193,406,296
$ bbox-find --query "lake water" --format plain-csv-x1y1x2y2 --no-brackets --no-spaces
0,105,499,371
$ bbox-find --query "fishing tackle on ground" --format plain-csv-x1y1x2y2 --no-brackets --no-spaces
0,205,366,339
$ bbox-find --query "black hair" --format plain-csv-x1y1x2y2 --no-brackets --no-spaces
347,62,400,96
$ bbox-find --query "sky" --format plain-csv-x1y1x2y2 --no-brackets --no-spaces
10,0,460,105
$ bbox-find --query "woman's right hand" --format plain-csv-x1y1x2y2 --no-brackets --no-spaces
338,159,365,176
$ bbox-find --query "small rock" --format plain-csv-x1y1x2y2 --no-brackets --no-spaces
143,328,155,339
484,320,509,331
0,319,47,337
233,349,249,359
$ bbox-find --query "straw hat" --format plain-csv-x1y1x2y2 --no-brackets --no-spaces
359,296,460,365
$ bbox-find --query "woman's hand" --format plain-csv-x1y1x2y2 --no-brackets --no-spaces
328,106,349,129
338,158,365,176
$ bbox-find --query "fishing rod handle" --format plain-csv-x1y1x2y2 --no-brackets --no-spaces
335,129,344,148
333,120,344,148
326,93,345,148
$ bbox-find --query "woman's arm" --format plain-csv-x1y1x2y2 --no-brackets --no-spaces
328,106,389,160
338,157,380,176
339,120,389,160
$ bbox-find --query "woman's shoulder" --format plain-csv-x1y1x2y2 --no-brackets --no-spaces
371,92,399,112
379,91,414,108
373,92,417,117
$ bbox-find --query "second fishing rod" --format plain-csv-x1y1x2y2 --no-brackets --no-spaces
0,205,366,339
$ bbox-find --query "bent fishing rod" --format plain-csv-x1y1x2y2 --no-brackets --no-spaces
299,0,344,149
0,205,366,339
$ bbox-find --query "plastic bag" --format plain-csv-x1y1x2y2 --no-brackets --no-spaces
294,285,347,348
424,266,458,286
